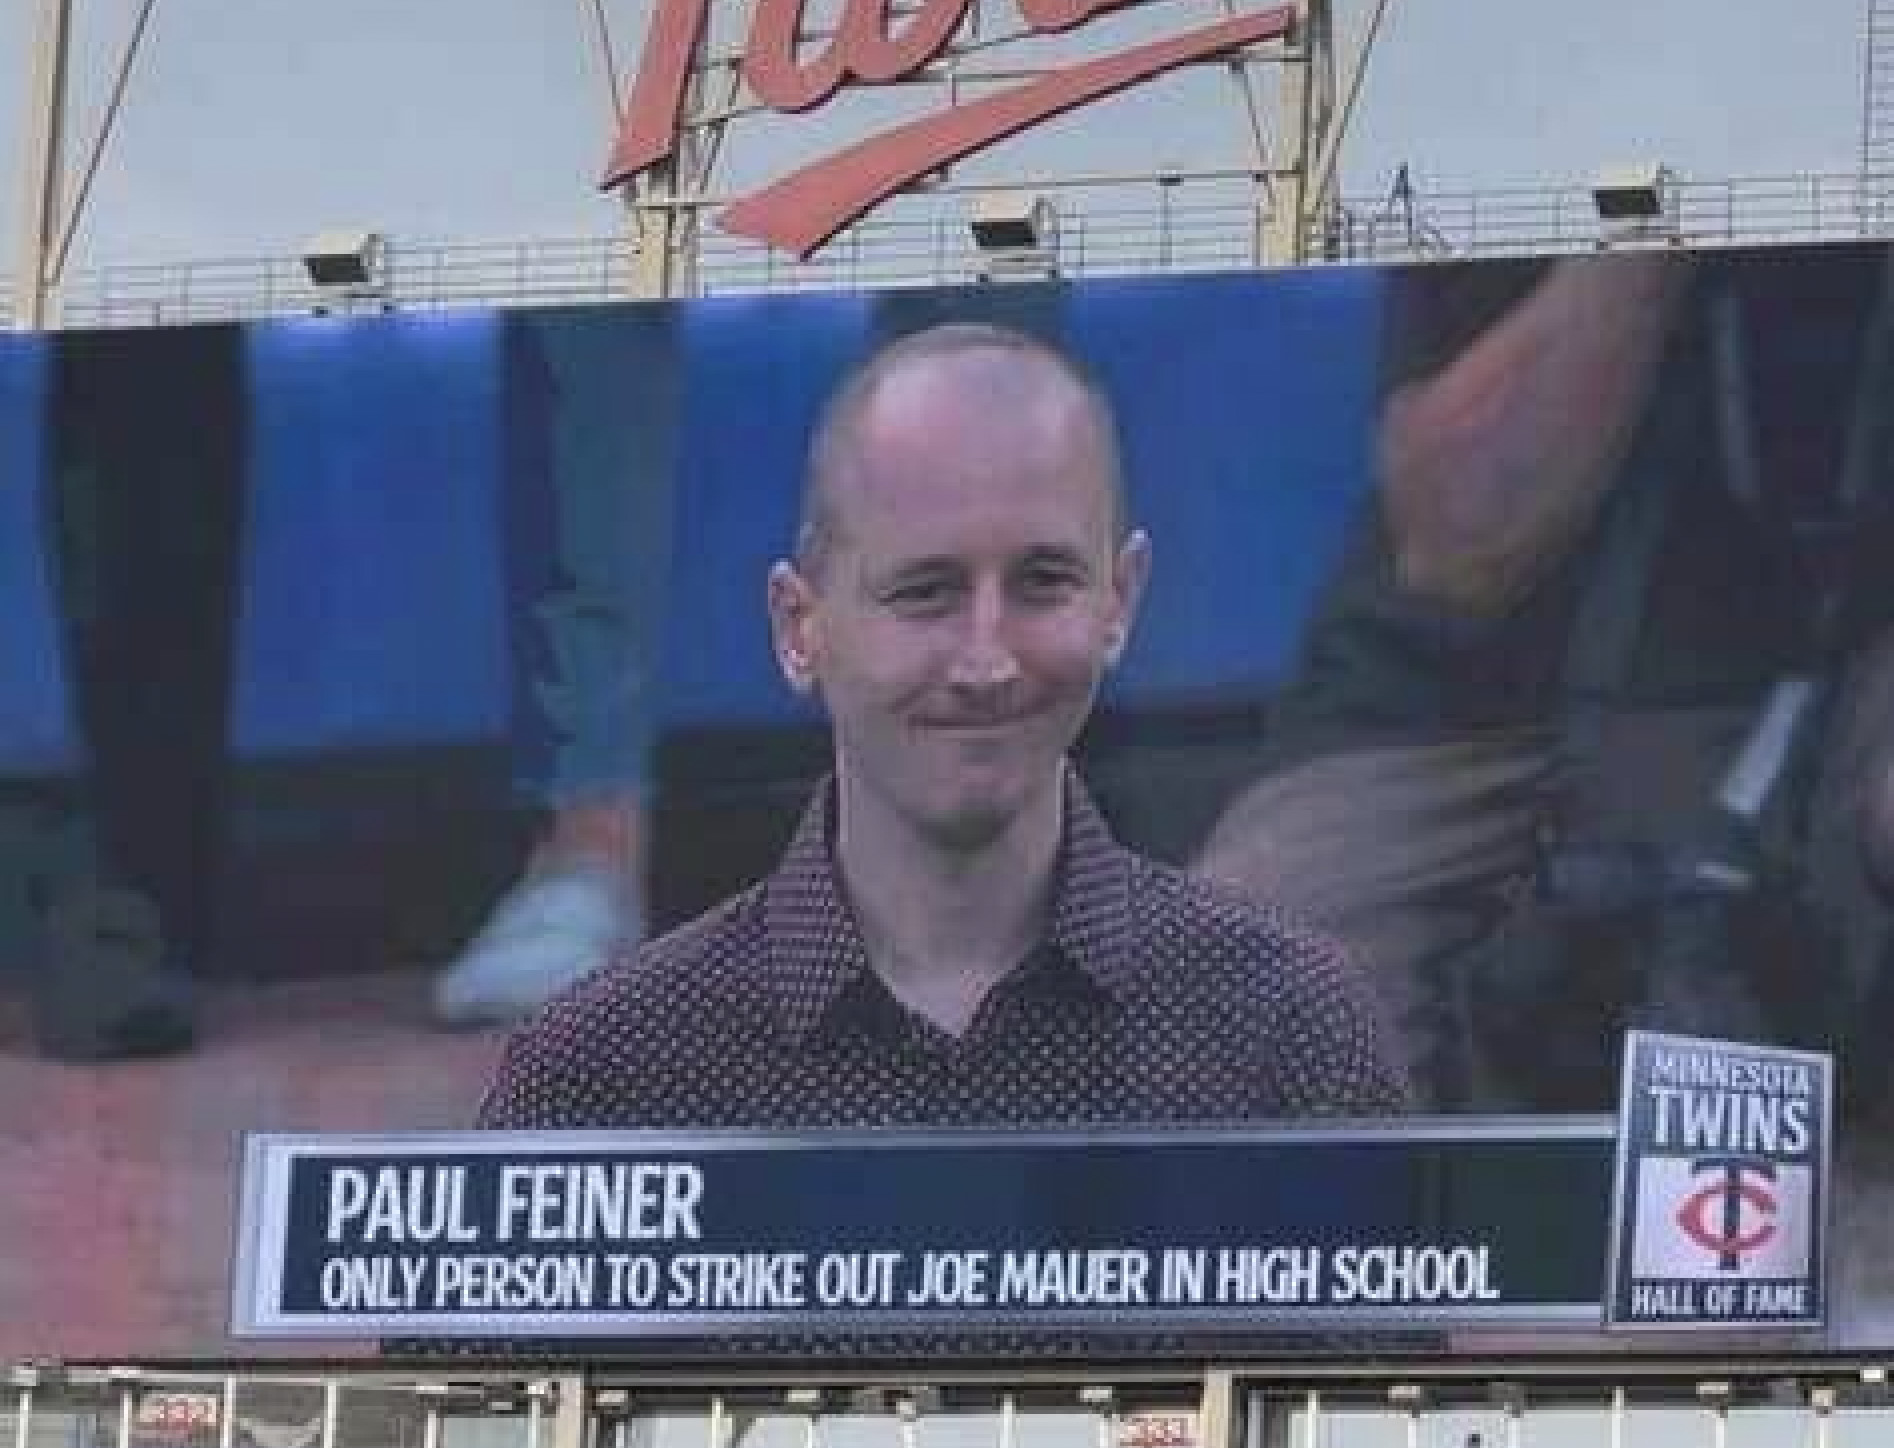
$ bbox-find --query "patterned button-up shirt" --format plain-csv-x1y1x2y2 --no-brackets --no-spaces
480,773,1407,1129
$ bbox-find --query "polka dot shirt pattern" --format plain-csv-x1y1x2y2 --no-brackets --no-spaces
480,773,1410,1131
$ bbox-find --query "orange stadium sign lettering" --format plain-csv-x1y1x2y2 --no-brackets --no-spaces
603,0,1296,256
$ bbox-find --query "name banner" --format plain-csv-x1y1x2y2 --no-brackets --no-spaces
233,1122,1614,1337
1608,1032,1833,1330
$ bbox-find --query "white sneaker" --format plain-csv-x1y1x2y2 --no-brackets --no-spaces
432,865,640,1027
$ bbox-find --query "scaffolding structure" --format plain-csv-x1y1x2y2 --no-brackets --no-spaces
0,165,1876,332
8,0,1385,320
18,5,1894,323
1866,0,1894,215
614,0,1359,298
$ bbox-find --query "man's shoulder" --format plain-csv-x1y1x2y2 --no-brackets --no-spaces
635,883,771,979
477,884,773,1129
542,881,769,1027
1123,857,1409,1112
1129,854,1351,979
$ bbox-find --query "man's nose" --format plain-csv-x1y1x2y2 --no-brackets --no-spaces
946,587,1022,690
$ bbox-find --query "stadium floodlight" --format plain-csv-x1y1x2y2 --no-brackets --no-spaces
1590,161,1679,247
968,191,1059,281
1591,162,1671,220
301,229,386,289
969,190,1055,249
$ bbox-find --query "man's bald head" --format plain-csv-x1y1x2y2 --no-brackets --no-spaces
797,324,1126,580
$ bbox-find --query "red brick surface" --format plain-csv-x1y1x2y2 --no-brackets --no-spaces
0,972,504,1359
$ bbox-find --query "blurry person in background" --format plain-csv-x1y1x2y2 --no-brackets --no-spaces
1198,245,1894,1113
11,325,250,1059
434,308,679,1027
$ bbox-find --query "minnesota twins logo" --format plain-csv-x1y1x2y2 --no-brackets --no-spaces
1674,1156,1778,1271
1611,1033,1829,1329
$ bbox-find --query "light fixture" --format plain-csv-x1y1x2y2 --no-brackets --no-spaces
301,229,385,288
968,191,1060,281
1590,161,1680,246
969,191,1056,251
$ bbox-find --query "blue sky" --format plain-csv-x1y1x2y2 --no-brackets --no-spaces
0,0,1869,269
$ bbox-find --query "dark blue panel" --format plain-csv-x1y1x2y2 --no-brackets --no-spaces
35,274,1384,755
1074,268,1384,703
656,291,873,727
0,336,76,773
259,1128,1613,1334
234,311,508,753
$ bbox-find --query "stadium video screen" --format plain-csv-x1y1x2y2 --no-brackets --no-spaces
0,239,1888,1358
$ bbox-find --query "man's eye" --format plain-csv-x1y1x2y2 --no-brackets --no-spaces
885,579,956,612
1018,566,1082,599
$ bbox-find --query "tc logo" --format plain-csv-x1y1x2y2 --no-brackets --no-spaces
1630,1155,1810,1281
1674,1156,1778,1271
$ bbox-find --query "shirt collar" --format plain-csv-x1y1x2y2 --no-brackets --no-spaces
761,765,1140,1046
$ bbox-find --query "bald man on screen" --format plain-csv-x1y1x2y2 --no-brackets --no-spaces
481,323,1406,1131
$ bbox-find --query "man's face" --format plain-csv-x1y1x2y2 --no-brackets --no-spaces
770,350,1148,850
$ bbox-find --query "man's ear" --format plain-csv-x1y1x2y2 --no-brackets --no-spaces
768,559,820,693
1104,528,1152,667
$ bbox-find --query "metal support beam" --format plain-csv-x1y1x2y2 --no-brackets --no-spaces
1865,0,1894,220
1260,1,1323,265
52,0,163,283
219,1377,238,1448
1199,1370,1240,1448
628,164,692,299
622,0,1329,287
1306,0,1393,226
320,1381,340,1448
13,0,73,329
548,1375,588,1448
626,60,712,300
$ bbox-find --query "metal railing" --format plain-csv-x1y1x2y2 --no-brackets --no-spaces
2,1369,564,1448
51,234,646,330
9,168,1894,329
1866,0,1894,188
1317,168,1894,263
40,189,1267,329
9,1364,1894,1448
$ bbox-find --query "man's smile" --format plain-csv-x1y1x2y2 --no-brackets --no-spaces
911,708,1043,733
